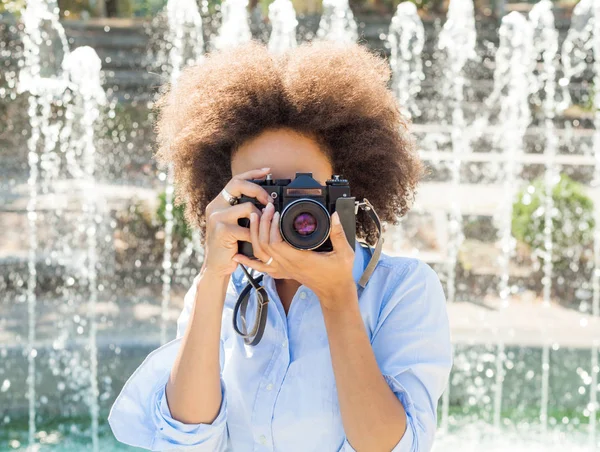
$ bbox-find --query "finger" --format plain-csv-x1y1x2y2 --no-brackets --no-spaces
249,212,270,262
219,224,251,243
329,212,353,254
267,222,296,263
231,167,271,182
210,201,261,225
225,178,273,206
270,211,283,244
232,254,272,273
260,202,275,245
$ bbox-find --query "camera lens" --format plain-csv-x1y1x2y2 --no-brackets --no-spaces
293,213,317,236
280,199,330,250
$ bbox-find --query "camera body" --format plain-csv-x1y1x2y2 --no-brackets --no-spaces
238,172,356,258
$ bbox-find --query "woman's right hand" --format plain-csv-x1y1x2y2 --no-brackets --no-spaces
201,167,273,277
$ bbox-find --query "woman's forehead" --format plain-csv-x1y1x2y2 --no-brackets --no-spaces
231,128,332,182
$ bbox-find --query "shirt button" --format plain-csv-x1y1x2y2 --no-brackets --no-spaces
259,434,267,445
266,383,273,391
282,339,288,348
299,291,307,300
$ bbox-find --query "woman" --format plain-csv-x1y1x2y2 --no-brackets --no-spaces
108,41,452,452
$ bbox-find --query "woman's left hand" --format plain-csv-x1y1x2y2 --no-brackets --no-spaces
233,202,357,309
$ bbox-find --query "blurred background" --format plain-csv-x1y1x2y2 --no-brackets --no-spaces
0,0,599,450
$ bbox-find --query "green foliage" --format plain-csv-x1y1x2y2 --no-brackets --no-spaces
512,174,595,270
128,0,170,17
0,0,26,15
581,83,596,112
57,0,95,18
157,191,192,243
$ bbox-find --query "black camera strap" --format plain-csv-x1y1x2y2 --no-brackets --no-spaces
232,266,269,346
233,198,383,346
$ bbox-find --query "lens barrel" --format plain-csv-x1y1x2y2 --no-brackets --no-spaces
279,199,331,250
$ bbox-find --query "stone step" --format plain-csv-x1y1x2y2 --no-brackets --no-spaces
66,31,148,50
70,46,147,69
100,68,162,91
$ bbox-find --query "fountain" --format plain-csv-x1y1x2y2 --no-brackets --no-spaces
488,9,535,434
593,2,600,446
13,0,106,449
386,1,425,120
159,0,206,347
559,0,600,445
165,0,205,81
529,0,559,434
489,11,535,309
61,46,107,452
268,0,298,54
213,0,252,50
435,0,477,435
383,2,425,262
2,0,600,449
316,0,358,43
16,1,69,447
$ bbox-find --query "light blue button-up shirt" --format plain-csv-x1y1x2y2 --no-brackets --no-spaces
108,243,452,451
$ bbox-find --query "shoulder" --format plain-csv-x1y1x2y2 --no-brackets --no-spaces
362,251,446,323
376,252,434,278
367,251,442,298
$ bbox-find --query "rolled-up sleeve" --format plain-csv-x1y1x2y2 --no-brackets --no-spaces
108,274,236,451
152,372,229,450
382,374,418,452
363,260,452,452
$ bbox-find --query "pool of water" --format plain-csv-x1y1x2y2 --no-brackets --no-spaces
1,344,596,451
1,420,593,451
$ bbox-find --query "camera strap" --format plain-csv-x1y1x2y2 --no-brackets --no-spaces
233,198,383,346
232,266,270,346
355,198,384,289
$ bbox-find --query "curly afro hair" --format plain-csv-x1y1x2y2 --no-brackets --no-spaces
154,40,424,245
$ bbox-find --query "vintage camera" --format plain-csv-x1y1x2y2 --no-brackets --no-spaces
238,173,356,258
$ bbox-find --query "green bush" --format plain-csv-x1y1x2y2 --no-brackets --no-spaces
57,0,95,18
0,0,26,15
157,191,192,243
512,174,595,271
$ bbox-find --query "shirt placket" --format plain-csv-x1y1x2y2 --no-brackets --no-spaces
251,279,292,451
252,280,314,451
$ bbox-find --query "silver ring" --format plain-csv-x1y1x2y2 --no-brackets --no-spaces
265,256,273,266
221,188,239,206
